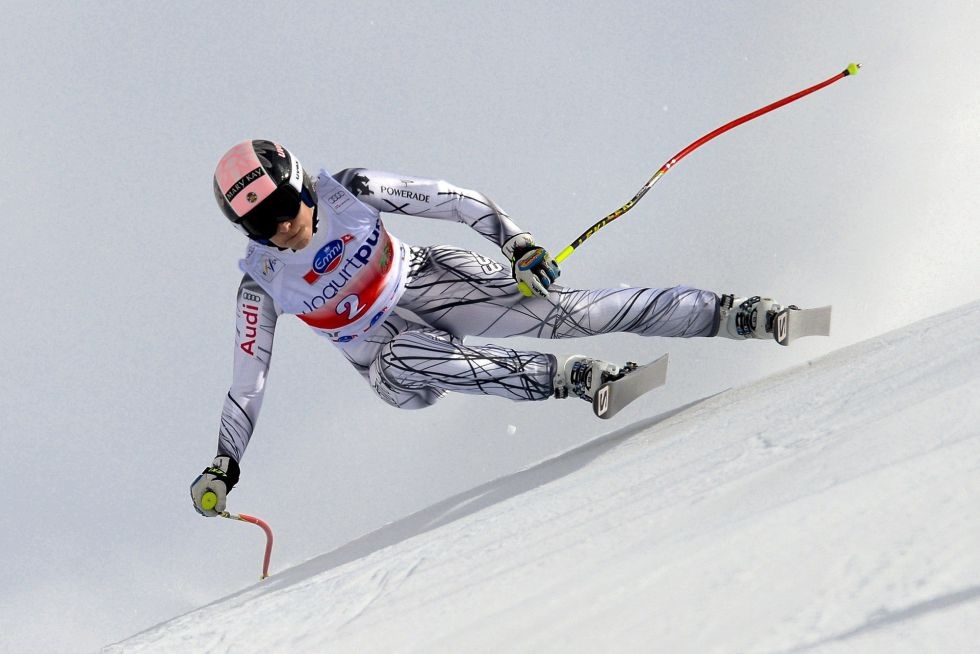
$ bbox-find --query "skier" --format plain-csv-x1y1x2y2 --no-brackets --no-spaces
190,139,818,516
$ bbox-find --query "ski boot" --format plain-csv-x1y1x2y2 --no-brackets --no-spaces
717,294,797,341
552,355,636,402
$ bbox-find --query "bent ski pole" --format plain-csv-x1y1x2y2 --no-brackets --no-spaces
553,63,861,264
202,490,275,579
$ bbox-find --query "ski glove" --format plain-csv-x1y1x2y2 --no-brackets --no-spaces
502,233,560,299
189,455,240,517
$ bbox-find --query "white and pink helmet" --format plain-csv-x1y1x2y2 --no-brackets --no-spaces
213,140,316,240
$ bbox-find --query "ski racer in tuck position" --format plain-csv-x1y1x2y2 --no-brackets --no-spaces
190,139,827,516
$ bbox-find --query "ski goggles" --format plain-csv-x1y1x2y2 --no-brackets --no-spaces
237,184,315,240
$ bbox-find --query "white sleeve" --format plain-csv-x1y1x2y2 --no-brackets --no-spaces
216,275,281,462
332,168,528,251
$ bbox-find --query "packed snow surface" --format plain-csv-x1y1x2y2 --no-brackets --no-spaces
108,301,980,653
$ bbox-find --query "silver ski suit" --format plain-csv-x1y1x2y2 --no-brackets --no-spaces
217,168,719,461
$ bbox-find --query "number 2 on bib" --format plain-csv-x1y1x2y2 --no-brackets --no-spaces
338,294,365,320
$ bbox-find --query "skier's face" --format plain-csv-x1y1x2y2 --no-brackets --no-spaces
268,200,314,250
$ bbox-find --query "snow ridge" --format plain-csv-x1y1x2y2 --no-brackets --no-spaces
107,300,980,654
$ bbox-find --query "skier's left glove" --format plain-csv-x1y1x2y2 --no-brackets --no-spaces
502,233,560,299
189,455,240,517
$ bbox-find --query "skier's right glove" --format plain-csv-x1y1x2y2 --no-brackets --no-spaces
189,455,240,517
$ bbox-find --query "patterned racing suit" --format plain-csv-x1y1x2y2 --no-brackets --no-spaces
217,168,720,461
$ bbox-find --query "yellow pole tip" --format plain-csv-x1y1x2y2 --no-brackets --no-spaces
847,63,861,76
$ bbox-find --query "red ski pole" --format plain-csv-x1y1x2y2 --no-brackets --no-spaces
554,63,861,264
201,491,275,579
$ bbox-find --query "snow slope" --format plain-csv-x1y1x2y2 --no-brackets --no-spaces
106,300,980,654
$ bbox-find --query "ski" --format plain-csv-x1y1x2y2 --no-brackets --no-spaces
772,305,832,346
593,354,669,419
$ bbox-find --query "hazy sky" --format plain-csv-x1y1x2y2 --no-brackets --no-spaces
2,2,978,651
